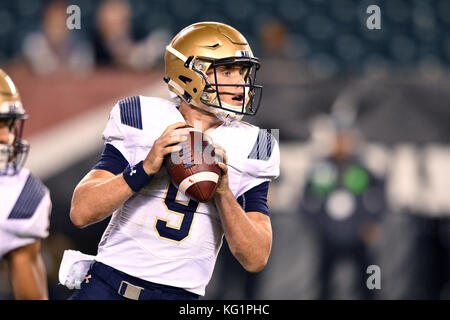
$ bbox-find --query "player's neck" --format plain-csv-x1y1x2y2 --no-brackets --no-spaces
178,102,222,132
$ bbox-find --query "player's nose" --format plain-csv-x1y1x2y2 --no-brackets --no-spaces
231,70,245,86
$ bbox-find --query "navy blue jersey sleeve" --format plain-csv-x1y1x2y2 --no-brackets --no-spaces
92,143,129,175
237,181,270,216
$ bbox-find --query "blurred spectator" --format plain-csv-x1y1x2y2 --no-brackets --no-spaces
21,0,94,75
94,0,170,70
379,142,450,299
380,205,450,299
298,114,386,299
250,19,309,141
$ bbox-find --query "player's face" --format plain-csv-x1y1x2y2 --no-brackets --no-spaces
0,120,14,144
206,64,247,106
0,120,15,171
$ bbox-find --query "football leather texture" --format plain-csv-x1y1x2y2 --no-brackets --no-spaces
164,127,222,203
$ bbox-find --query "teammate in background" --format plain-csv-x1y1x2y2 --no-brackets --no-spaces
0,69,52,299
62,22,279,300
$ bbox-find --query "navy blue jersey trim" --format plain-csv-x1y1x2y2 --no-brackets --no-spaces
237,181,270,216
119,96,142,129
248,129,275,161
92,143,129,175
8,174,46,219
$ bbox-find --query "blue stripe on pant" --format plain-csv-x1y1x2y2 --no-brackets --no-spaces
69,261,199,300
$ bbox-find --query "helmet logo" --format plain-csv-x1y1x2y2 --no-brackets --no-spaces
202,42,221,49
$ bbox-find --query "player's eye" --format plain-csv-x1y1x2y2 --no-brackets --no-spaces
0,119,14,131
239,67,249,78
221,69,231,76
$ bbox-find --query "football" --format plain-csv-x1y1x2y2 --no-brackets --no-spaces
164,126,222,203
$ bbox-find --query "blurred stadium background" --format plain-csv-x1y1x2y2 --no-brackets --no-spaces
0,0,449,299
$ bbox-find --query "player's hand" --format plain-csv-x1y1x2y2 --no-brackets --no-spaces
213,143,230,195
143,122,189,175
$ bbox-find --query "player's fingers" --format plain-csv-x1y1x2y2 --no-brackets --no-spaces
164,122,188,133
169,133,188,144
222,148,227,163
173,127,191,134
162,144,182,155
214,150,225,164
213,143,227,164
161,127,190,144
158,133,187,148
217,162,228,175
169,128,190,140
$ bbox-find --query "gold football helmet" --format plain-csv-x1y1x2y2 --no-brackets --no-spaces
164,22,263,123
0,69,29,175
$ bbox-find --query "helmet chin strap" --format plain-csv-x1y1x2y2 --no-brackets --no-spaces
198,86,251,124
191,98,245,125
209,105,244,125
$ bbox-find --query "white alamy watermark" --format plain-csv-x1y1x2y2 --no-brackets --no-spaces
366,5,381,30
66,5,81,30
366,265,381,290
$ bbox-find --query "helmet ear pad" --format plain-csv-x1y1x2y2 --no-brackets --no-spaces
166,54,207,105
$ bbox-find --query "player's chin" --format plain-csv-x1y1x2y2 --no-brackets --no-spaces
219,98,243,107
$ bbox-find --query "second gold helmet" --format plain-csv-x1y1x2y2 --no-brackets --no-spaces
0,69,29,175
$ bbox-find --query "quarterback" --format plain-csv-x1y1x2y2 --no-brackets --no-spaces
0,69,52,299
65,22,279,300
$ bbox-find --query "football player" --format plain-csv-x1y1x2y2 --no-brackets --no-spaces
64,22,280,300
0,69,52,299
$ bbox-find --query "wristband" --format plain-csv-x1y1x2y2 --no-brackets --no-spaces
123,161,154,192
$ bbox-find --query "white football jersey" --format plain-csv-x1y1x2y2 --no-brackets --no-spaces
95,96,280,295
0,168,52,259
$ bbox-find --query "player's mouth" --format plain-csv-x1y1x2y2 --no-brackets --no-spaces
219,92,244,105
